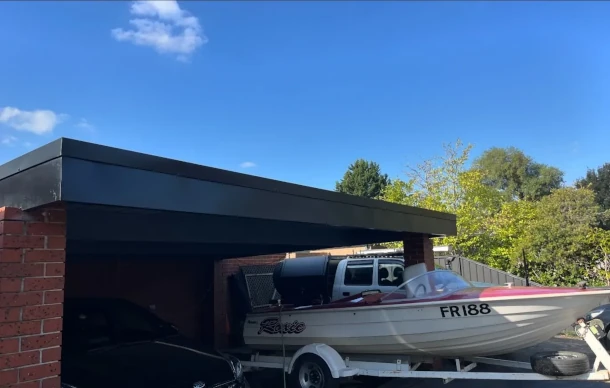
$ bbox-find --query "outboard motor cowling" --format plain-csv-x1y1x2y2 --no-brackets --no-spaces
272,256,331,306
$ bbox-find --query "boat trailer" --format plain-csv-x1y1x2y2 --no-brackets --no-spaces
234,319,610,387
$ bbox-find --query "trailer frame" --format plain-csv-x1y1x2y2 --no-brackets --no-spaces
229,320,610,386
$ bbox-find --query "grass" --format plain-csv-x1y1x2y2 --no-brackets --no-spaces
557,328,580,338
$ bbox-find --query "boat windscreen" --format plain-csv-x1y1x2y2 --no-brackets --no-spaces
381,270,473,301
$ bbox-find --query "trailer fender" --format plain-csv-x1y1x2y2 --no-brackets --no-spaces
288,343,347,378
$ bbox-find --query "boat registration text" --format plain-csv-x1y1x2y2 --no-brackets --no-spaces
440,304,491,318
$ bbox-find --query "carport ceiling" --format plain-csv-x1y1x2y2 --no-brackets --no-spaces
0,138,457,258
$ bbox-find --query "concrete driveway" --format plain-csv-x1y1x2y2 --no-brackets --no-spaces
368,337,604,388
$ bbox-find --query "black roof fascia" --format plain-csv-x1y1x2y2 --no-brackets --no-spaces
0,138,457,236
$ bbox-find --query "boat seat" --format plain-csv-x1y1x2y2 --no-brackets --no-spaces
403,263,427,281
403,263,429,298
392,267,404,286
378,267,392,286
344,270,353,284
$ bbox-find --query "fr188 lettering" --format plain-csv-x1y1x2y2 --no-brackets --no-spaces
440,304,491,318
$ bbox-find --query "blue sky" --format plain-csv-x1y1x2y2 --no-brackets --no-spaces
0,1,608,190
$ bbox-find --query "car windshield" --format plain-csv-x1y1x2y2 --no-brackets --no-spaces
380,270,473,301
63,299,179,351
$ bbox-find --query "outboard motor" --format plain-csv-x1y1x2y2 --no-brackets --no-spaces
272,256,331,306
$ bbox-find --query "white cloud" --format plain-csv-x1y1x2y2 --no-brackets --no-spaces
240,161,257,168
111,0,208,62
76,118,95,132
0,106,65,135
1,135,17,146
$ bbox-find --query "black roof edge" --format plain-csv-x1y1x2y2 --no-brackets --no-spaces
0,138,63,181
0,137,455,222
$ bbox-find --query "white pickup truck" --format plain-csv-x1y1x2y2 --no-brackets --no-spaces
327,255,418,301
266,255,431,308
269,254,493,307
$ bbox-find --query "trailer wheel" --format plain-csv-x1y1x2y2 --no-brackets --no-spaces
530,351,590,376
290,354,339,388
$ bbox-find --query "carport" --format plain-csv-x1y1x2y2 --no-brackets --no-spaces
0,138,456,387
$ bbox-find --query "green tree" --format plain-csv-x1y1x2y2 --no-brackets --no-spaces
576,163,610,219
379,178,417,207
515,187,601,285
399,139,474,213
379,141,608,286
380,140,504,261
472,147,564,201
439,168,504,262
487,198,537,271
586,228,610,286
335,159,390,199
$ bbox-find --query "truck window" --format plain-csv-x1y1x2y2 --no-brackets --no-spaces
344,261,373,286
378,260,405,286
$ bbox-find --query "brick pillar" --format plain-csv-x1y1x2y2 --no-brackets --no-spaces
0,206,66,388
402,232,435,271
403,232,441,369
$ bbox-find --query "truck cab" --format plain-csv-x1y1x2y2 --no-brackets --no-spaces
270,255,429,307
330,257,412,300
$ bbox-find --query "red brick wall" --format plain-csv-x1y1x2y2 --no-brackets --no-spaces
213,254,285,349
65,258,214,345
403,232,435,271
0,206,66,388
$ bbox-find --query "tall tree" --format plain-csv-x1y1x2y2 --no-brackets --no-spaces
515,187,602,285
335,159,390,199
587,228,610,286
576,163,610,211
380,139,505,261
487,199,537,271
472,147,564,201
398,139,475,213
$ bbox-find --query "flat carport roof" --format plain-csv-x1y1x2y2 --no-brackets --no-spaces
0,138,457,259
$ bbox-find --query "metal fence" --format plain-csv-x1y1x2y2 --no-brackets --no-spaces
434,255,542,287
348,252,541,287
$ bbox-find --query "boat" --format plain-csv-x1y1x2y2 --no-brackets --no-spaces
241,257,610,358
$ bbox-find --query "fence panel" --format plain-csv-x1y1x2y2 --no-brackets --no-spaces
440,255,542,287
238,264,279,309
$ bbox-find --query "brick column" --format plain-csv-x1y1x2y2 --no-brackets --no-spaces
402,232,435,271
0,206,65,388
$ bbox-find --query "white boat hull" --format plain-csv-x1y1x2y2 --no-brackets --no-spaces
243,290,610,357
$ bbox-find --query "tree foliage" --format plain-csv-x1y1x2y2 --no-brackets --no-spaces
335,159,390,199
586,228,610,286
576,163,610,220
512,188,601,285
394,139,474,213
487,198,537,270
380,140,504,262
439,168,504,262
380,178,416,207
362,140,610,287
472,147,564,201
